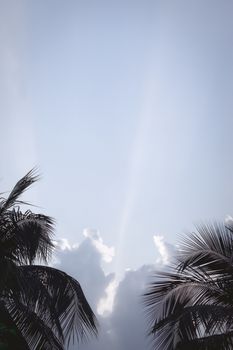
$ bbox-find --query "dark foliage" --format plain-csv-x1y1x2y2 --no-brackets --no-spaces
144,223,233,350
0,169,98,349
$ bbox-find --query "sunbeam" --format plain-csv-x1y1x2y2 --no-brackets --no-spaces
115,68,159,276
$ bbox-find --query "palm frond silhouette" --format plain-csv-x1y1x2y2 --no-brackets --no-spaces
0,169,98,349
144,223,233,350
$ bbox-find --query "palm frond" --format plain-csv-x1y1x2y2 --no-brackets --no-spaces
5,299,63,350
15,265,64,342
1,209,54,264
144,222,233,349
0,170,98,349
178,329,233,350
0,168,39,213
0,256,25,295
144,271,224,349
0,302,30,350
144,273,233,349
178,223,233,276
20,265,98,346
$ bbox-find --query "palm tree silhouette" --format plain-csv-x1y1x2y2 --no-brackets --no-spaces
0,170,98,349
144,223,233,350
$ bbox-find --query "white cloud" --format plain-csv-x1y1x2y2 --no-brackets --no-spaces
97,279,118,316
53,230,175,350
153,234,176,265
54,238,75,250
83,228,115,263
53,231,114,313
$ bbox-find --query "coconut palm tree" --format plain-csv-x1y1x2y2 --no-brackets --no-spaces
0,170,98,349
144,223,233,350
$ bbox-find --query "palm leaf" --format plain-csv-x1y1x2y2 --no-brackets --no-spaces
0,171,98,349
0,169,39,213
0,209,54,264
4,299,63,350
178,329,233,350
20,265,98,346
144,223,233,349
0,302,30,350
178,223,233,276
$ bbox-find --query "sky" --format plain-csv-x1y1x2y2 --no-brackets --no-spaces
1,0,233,348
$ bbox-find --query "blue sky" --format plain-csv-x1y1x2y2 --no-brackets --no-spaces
1,0,233,274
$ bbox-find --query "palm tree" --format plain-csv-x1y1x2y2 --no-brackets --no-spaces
0,170,98,349
144,223,233,350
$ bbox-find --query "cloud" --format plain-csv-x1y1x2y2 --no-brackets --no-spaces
54,238,77,250
77,265,153,350
153,234,176,265
53,229,174,350
97,279,118,316
105,265,154,350
53,229,114,313
83,228,115,263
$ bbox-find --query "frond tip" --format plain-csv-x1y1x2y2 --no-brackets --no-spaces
0,168,40,212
